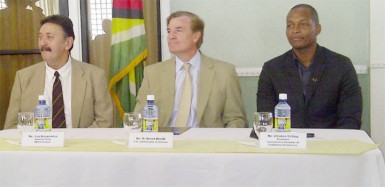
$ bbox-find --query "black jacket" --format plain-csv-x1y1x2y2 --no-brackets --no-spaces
257,45,362,129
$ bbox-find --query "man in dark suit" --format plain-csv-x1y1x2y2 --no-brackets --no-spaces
257,4,362,129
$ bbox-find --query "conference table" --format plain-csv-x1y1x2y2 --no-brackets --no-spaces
0,128,384,187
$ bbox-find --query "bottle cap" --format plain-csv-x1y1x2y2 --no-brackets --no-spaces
279,93,287,100
147,95,155,100
38,95,46,101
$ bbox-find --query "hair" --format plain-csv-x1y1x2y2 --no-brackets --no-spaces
40,15,75,51
167,11,205,48
290,4,319,25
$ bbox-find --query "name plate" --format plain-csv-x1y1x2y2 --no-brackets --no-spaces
259,132,307,149
128,132,173,148
21,132,65,147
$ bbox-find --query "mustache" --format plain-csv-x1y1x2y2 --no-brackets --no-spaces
40,46,52,52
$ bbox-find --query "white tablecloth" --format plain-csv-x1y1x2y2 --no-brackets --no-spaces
0,128,384,187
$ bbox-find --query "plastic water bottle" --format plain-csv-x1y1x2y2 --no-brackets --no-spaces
34,95,52,131
274,93,291,132
142,95,159,132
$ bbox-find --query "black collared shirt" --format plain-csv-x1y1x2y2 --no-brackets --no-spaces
293,53,313,97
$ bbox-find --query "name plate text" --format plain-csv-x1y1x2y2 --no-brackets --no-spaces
259,132,307,149
128,132,173,148
21,132,65,147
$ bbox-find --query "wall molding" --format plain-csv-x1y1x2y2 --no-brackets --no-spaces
236,65,368,77
371,64,385,69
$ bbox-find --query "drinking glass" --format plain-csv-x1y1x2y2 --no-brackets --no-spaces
253,112,273,139
17,112,35,133
123,112,142,135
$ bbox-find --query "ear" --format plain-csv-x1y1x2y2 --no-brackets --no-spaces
64,37,74,51
316,24,321,35
192,31,201,44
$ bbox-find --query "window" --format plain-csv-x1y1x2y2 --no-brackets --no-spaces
89,0,112,40
86,0,113,78
0,1,5,9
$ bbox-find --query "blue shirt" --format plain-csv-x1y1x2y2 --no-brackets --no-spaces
169,51,201,128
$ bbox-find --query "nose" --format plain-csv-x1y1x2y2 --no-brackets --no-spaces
168,30,176,39
291,24,300,33
39,36,47,46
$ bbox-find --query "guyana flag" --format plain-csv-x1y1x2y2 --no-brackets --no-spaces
109,0,147,126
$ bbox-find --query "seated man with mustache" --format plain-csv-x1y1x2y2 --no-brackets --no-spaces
4,15,113,129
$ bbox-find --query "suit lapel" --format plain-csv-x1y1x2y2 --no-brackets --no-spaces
26,62,46,110
197,55,214,125
284,54,305,107
305,47,326,106
71,59,86,128
160,58,176,121
33,62,46,96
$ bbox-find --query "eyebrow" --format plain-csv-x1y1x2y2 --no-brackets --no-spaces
287,18,309,23
38,32,55,37
167,26,184,31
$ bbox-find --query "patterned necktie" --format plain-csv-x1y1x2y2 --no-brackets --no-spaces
175,63,192,127
52,71,66,128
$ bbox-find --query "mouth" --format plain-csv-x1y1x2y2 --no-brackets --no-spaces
291,38,301,41
290,37,303,41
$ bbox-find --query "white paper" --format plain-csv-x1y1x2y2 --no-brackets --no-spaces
21,132,64,147
259,132,307,149
128,132,173,148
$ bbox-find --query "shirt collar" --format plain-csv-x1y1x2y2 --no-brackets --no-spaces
46,56,72,79
292,51,312,69
175,51,201,71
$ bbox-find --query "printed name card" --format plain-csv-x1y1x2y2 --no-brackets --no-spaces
259,132,307,149
21,132,65,147
128,132,173,148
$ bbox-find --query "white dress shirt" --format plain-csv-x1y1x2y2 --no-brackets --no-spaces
44,57,72,128
169,51,201,128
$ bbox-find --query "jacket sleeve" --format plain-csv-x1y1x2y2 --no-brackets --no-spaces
336,58,362,129
222,66,247,128
257,63,278,114
92,69,114,128
134,67,149,115
4,71,22,129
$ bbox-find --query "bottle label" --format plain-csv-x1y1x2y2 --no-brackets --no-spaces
274,117,291,131
143,118,158,132
35,118,52,131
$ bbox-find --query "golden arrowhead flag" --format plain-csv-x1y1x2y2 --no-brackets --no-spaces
109,0,147,126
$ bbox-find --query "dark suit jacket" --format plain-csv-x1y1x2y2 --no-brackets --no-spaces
134,53,247,128
257,45,362,129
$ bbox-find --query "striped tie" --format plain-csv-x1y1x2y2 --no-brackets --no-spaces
52,71,66,128
175,63,192,127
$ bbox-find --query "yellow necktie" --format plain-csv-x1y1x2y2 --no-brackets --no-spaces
175,63,192,127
